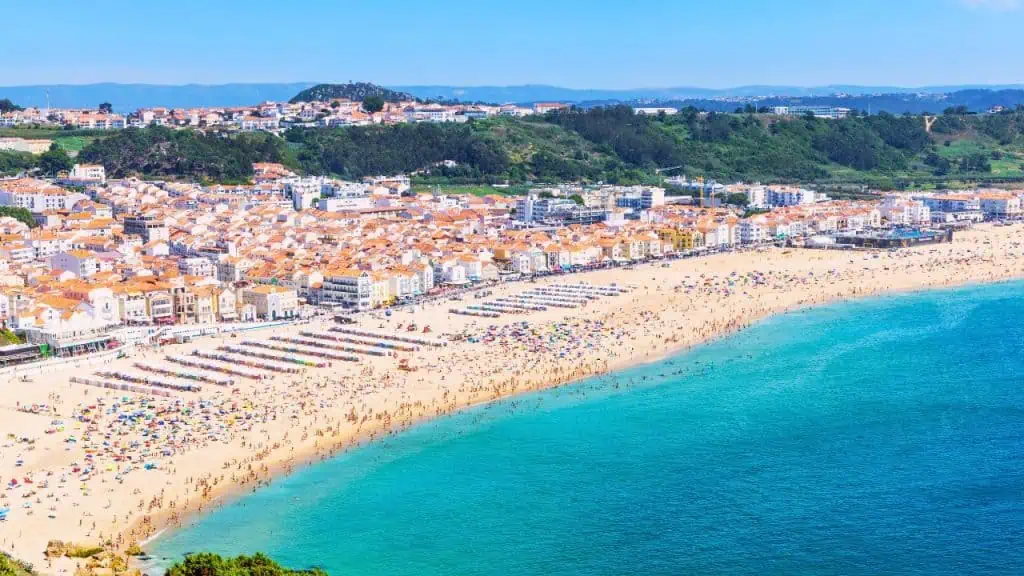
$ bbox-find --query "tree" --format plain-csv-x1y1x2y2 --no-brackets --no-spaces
0,150,37,176
362,96,385,114
39,144,73,176
960,152,991,174
0,98,23,113
0,206,38,228
78,125,298,182
569,194,585,205
924,151,951,176
0,554,16,576
726,192,749,206
99,102,113,114
166,552,326,576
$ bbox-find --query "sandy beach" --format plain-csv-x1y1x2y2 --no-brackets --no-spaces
3,223,1024,574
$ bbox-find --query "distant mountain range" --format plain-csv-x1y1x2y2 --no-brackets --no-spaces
4,82,1024,112
0,83,316,111
393,84,1024,104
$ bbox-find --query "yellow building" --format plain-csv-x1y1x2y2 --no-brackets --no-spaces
657,228,705,252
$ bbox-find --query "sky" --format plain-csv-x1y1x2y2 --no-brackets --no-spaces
2,0,1023,88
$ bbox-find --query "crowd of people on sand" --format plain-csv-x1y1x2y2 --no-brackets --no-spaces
3,228,1024,566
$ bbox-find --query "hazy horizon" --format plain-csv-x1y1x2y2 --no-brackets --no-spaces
3,0,1023,88
3,81,1024,91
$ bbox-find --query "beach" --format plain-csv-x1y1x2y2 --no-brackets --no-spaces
3,223,1024,573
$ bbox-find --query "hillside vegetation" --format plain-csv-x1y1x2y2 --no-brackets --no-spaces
68,106,1024,188
166,553,324,576
538,105,1024,187
0,206,38,228
0,552,32,576
77,126,296,183
289,82,413,104
0,150,37,176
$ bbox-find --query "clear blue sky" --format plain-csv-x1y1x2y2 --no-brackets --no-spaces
3,0,1022,87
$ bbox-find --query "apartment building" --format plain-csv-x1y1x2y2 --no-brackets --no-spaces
772,106,851,119
979,194,1022,219
241,285,299,320
61,164,106,185
50,250,100,278
320,269,373,311
123,214,170,243
0,179,80,212
178,257,217,278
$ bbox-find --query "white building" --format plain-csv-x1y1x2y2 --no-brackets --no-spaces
772,106,851,119
29,234,73,260
284,178,323,211
178,257,217,278
743,185,767,209
123,214,169,243
766,187,819,207
979,195,1022,219
320,269,373,311
68,164,106,184
641,187,665,209
921,194,980,214
49,250,99,278
738,219,768,244
634,107,678,115
241,285,299,320
0,242,33,264
406,107,456,123
880,196,931,226
238,116,279,131
318,196,372,212
0,184,82,212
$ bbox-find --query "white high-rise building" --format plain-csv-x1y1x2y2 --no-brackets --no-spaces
641,187,665,209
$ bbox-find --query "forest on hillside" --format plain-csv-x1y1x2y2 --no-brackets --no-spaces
75,126,294,182
42,105,1024,188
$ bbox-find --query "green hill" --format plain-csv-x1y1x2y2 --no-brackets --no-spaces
284,116,623,184
73,107,1024,189
289,82,414,104
77,126,297,183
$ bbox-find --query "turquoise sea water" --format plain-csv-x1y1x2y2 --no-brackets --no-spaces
149,282,1024,575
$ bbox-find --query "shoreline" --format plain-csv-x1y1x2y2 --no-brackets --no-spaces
138,265,1024,556
4,224,1024,574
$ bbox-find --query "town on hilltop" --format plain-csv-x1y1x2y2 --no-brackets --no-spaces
0,96,570,135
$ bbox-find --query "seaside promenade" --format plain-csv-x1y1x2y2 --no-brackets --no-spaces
3,224,1024,574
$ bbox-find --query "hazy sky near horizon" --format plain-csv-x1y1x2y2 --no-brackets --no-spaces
3,0,1023,87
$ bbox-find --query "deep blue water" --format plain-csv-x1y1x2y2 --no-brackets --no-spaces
149,282,1024,575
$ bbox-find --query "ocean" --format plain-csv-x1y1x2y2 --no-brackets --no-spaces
148,282,1024,575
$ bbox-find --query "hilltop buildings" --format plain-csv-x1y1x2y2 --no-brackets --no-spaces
0,96,572,135
772,105,851,119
